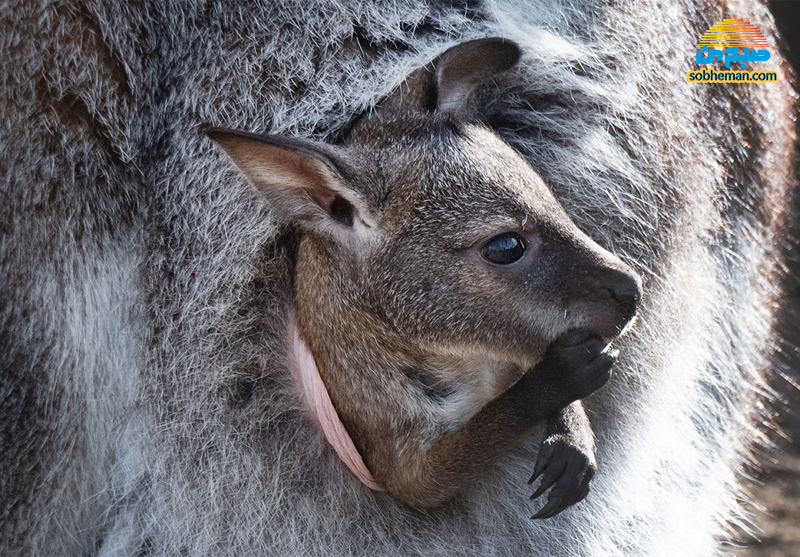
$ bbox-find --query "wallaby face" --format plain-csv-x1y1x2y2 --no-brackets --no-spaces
347,122,639,362
210,38,641,511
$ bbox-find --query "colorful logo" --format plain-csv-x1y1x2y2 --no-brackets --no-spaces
686,19,777,83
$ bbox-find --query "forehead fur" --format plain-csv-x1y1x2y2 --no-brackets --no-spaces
343,115,566,231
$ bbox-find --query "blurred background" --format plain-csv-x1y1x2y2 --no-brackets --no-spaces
735,3,800,555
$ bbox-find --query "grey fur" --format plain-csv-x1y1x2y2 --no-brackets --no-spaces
0,1,795,556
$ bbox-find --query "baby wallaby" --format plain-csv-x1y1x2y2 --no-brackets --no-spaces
208,38,641,518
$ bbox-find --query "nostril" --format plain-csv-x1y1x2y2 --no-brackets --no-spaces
608,275,642,319
609,288,636,317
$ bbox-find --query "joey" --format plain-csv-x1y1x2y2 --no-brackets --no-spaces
209,38,641,517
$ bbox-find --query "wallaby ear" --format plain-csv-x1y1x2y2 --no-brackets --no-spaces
207,128,367,231
368,38,521,120
433,38,521,114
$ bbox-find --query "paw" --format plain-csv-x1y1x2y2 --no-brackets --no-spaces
544,328,615,399
527,436,596,520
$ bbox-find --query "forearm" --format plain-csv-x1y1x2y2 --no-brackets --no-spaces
545,401,595,454
380,330,612,508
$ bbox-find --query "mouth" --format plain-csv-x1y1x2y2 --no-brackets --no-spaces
600,314,639,357
567,299,639,344
599,312,639,346
614,314,638,339
601,342,620,359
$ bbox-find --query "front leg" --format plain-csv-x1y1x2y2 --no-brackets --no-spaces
528,401,596,519
373,328,613,508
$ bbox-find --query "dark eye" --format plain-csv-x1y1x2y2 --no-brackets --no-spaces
480,232,526,264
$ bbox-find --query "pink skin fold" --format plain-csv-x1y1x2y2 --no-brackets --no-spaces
289,320,385,492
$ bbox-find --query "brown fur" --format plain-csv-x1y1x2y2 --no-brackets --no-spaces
211,39,641,511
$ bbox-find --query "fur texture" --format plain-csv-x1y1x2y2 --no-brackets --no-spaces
0,0,795,555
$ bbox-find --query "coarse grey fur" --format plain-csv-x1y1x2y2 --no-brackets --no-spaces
206,37,641,515
0,1,795,556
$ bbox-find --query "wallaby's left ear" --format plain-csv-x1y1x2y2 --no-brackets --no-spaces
433,38,521,114
207,128,370,232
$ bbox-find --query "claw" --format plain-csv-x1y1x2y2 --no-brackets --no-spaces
529,486,544,500
529,477,553,500
528,451,550,484
530,452,568,499
531,495,566,520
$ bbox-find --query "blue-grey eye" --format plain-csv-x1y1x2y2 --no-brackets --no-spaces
480,232,526,264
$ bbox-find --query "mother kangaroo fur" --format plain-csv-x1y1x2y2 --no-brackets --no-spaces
0,1,796,556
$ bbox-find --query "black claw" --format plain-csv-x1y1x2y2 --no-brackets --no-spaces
531,495,566,520
530,472,556,499
528,452,550,484
528,436,597,517
529,480,550,500
530,476,555,499
530,453,568,499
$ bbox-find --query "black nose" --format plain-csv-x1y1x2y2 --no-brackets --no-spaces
607,271,642,322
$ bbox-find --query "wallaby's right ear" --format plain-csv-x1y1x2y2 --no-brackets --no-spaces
433,38,521,114
207,128,370,232
374,38,521,118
